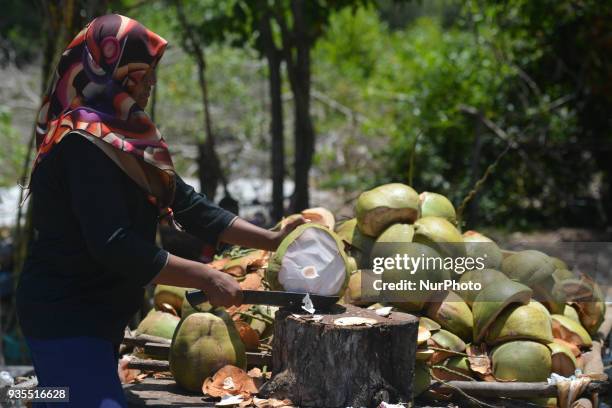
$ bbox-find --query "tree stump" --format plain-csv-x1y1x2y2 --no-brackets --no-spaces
259,304,419,408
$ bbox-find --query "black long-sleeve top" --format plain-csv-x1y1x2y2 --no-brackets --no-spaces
16,134,236,344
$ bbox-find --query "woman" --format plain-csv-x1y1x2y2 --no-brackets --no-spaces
16,14,303,408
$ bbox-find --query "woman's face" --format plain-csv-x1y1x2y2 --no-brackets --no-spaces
126,67,157,109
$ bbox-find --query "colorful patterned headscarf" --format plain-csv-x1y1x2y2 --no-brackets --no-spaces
32,14,176,208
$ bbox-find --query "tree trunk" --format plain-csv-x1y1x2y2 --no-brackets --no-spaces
259,305,419,407
174,0,224,201
286,0,315,213
260,11,285,222
195,56,223,201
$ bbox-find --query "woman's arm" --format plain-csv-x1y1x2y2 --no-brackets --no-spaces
172,176,305,251
219,216,306,251
151,254,242,307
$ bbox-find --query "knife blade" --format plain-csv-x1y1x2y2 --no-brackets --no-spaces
185,289,339,310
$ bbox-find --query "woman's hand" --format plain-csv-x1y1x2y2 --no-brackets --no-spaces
201,269,243,307
152,254,243,307
271,215,308,248
219,216,308,251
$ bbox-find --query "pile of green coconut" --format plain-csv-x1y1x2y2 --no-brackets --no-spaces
130,182,606,407
335,183,607,407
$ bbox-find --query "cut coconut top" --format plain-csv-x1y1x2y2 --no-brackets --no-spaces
277,226,347,296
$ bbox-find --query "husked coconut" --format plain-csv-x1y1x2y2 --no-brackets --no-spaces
419,192,457,224
169,310,246,392
266,224,350,296
355,183,419,237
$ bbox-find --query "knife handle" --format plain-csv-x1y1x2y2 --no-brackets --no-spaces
185,289,208,308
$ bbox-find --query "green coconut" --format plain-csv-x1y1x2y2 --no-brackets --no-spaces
428,329,466,364
553,278,606,335
344,270,376,306
419,317,442,332
266,224,350,296
550,315,592,348
355,183,419,237
431,356,473,381
181,297,214,319
456,269,509,307
491,341,551,382
553,268,575,282
551,257,569,271
169,310,246,392
535,276,567,315
548,342,577,377
376,223,415,243
529,300,552,318
154,285,193,315
501,250,556,286
334,218,375,270
374,234,449,311
419,192,456,224
426,291,473,341
462,231,503,270
472,280,533,343
413,216,466,259
414,361,431,396
485,303,553,345
563,304,581,323
136,310,181,340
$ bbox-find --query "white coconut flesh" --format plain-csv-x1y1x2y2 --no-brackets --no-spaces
278,227,346,296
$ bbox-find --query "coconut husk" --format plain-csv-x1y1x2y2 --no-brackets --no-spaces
485,302,553,345
427,329,466,364
491,341,551,382
202,365,258,399
472,280,532,343
426,291,473,341
223,250,268,277
431,356,473,381
234,320,260,351
549,342,577,377
551,315,592,348
466,343,494,382
417,325,431,346
239,273,264,291
553,338,581,357
301,207,335,229
419,317,442,332
355,183,420,237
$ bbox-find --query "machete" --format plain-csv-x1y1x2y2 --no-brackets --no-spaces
185,289,339,311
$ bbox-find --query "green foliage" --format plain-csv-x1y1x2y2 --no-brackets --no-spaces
0,108,27,187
